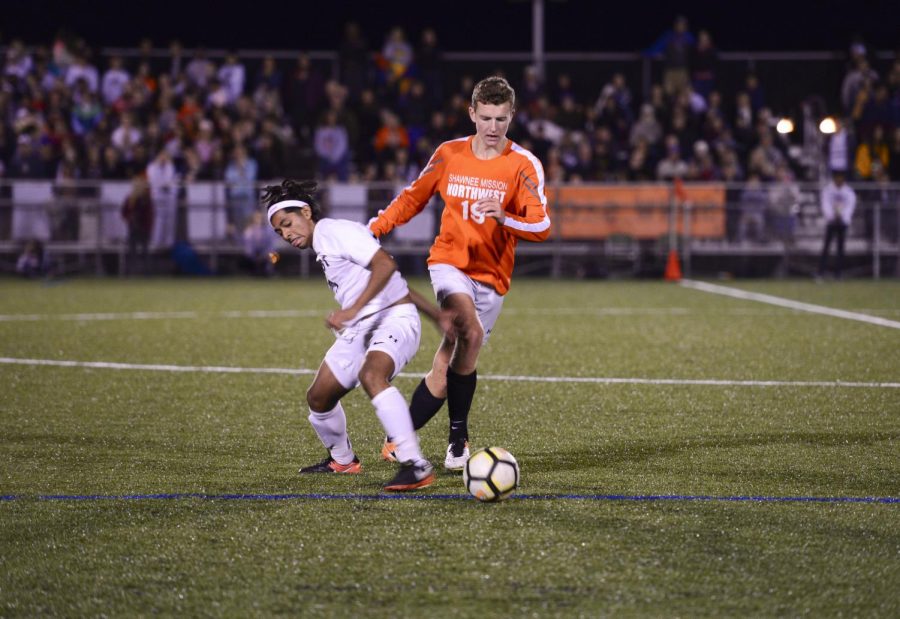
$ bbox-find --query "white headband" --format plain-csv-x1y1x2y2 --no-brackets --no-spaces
267,200,310,221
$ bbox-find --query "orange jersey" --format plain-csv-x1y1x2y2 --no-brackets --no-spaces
369,136,550,295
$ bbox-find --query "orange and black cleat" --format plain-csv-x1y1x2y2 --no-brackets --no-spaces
380,438,398,462
299,455,362,474
383,461,435,492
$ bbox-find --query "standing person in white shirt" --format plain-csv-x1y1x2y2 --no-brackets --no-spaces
101,56,131,106
4,39,33,79
818,170,857,279
827,120,850,175
264,179,450,491
217,52,246,104
185,49,215,90
111,114,143,159
64,52,99,93
147,150,179,249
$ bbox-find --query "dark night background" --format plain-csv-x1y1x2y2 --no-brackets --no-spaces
3,0,898,52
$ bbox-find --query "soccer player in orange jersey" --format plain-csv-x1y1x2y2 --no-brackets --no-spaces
369,76,550,470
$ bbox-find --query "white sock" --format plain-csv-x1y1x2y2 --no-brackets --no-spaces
371,386,427,466
307,402,355,465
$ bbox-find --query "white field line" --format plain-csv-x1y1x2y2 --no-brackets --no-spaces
503,307,692,316
2,306,900,322
681,280,900,330
0,309,325,322
1,357,898,389
0,308,690,321
507,307,900,316
0,357,317,376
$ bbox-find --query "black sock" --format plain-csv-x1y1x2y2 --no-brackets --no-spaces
447,368,477,444
409,378,446,431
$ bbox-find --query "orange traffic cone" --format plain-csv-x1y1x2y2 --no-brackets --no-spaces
664,249,682,281
673,177,688,203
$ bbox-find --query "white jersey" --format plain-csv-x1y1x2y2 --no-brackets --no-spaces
312,218,409,318
821,182,857,226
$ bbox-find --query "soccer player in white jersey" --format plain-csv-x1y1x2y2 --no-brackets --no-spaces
264,179,443,491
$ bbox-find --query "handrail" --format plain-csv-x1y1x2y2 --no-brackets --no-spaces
2,178,896,280
3,179,900,191
86,46,895,62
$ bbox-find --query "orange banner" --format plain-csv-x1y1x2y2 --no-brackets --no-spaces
547,184,725,240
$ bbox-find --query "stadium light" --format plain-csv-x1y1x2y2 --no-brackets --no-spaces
776,118,795,134
819,117,837,134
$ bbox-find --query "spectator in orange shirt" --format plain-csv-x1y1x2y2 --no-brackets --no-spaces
373,110,410,168
370,76,550,471
177,94,201,134
855,124,889,180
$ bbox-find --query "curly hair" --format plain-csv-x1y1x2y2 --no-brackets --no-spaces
260,179,325,221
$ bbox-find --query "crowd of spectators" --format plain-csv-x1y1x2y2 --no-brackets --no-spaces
3,17,900,204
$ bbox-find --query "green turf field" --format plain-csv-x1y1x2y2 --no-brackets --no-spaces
1,277,898,617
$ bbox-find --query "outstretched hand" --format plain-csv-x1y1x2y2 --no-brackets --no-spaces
436,308,458,343
367,209,385,235
406,286,457,341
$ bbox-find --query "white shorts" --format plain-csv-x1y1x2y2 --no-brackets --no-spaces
324,303,422,390
428,263,504,345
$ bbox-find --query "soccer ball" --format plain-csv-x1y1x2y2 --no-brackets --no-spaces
463,447,520,502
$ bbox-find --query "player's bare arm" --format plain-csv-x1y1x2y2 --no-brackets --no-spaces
325,249,398,330
408,286,456,340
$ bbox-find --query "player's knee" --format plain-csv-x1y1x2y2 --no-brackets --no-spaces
456,319,484,348
357,364,389,394
306,387,334,413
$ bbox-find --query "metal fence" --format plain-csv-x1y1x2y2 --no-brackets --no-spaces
1,179,897,279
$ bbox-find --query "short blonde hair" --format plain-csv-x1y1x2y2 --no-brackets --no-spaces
471,76,516,110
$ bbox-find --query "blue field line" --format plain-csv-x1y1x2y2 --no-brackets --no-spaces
533,494,900,504
0,493,896,504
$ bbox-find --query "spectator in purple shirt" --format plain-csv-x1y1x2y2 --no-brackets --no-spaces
314,109,351,181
